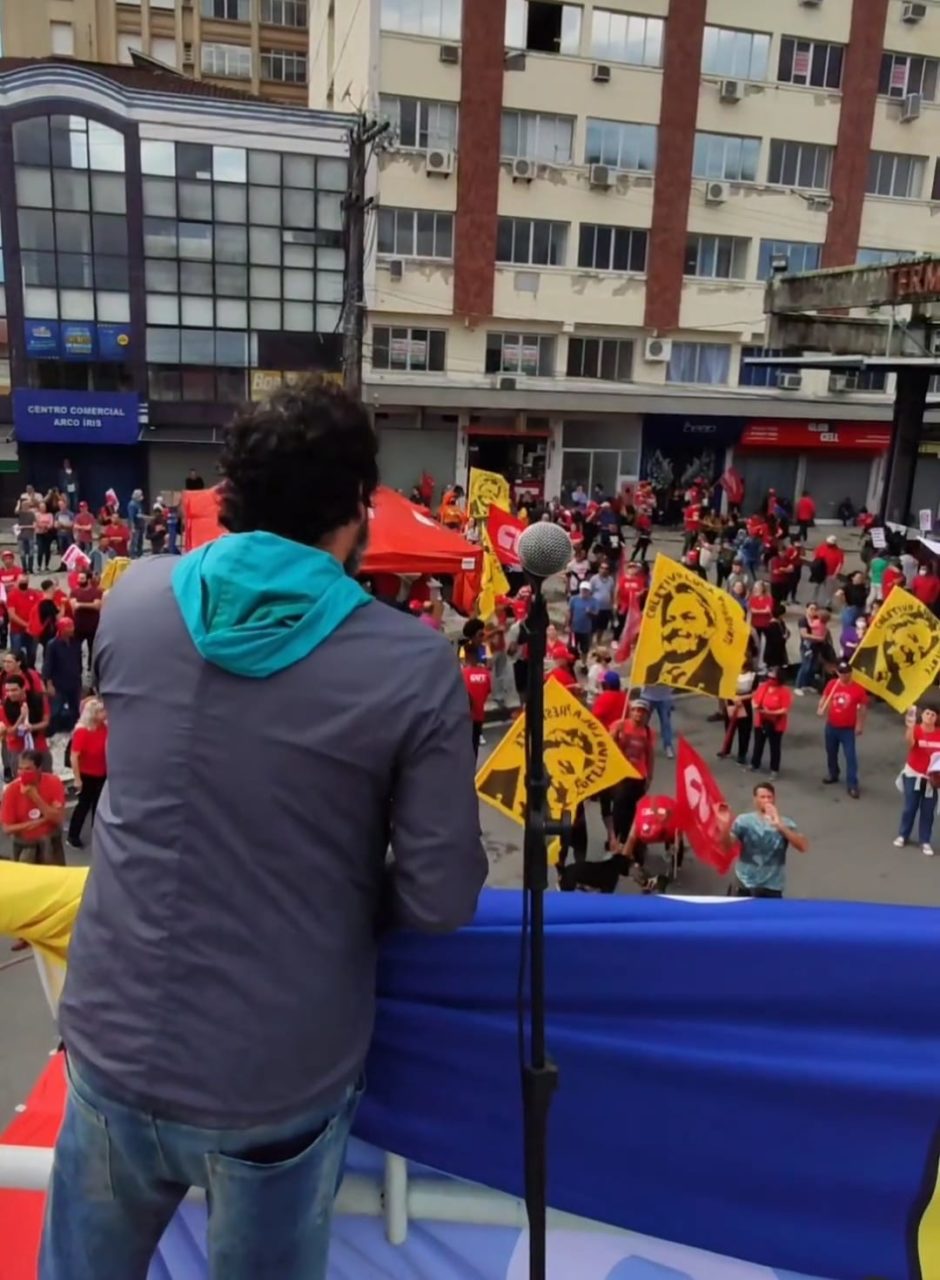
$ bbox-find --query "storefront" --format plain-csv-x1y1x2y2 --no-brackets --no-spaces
640,415,745,514
560,415,642,503
734,421,892,519
465,415,551,506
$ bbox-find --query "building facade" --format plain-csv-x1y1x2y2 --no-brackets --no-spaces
1,0,311,105
0,57,350,503
311,0,940,519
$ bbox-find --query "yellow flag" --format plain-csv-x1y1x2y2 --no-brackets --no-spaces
917,1142,940,1278
476,678,638,829
631,554,749,700
851,586,940,712
468,468,511,521
100,556,131,591
477,529,509,623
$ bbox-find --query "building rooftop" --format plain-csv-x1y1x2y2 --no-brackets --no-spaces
0,56,263,105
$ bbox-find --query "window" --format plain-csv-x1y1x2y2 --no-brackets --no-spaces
501,111,574,164
777,36,843,90
372,326,447,372
485,331,556,377
879,52,939,102
866,151,926,200
117,35,142,63
577,223,647,272
261,0,308,25
566,336,633,381
855,368,888,392
379,96,458,151
692,132,759,182
505,0,582,55
589,9,662,66
50,22,75,56
496,216,567,266
856,246,920,266
701,26,770,81
379,0,462,41
151,37,177,66
666,342,731,385
585,119,656,171
260,49,308,83
756,239,821,278
201,43,252,79
377,207,453,258
739,346,785,388
767,139,832,191
684,234,749,279
201,0,249,17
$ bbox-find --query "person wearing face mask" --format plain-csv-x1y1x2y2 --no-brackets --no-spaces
45,384,487,1280
7,573,41,669
0,749,66,865
895,705,940,857
911,562,940,618
69,570,103,671
841,613,869,663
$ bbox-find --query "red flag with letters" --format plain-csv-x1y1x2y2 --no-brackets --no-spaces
487,505,526,570
675,737,740,874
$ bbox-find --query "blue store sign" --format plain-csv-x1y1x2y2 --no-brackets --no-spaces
23,319,131,361
24,321,60,358
62,323,96,360
13,390,141,446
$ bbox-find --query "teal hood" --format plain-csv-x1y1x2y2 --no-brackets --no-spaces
172,532,371,678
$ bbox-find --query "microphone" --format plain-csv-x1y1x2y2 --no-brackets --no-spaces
518,523,573,580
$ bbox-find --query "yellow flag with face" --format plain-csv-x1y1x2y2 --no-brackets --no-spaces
475,678,638,829
631,555,750,700
851,586,940,713
468,468,511,521
477,529,510,623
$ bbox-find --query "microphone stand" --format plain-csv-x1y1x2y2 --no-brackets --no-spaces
521,575,567,1280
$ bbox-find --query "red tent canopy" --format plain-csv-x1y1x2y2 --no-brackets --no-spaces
181,486,481,577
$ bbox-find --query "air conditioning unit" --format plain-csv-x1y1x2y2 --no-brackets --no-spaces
592,63,611,83
425,149,454,176
808,195,833,212
589,163,613,188
719,79,742,103
705,180,730,205
900,92,922,122
511,157,536,182
829,371,859,392
902,2,927,22
498,376,517,391
439,44,460,64
777,371,803,390
644,337,672,363
388,259,403,281
182,42,194,67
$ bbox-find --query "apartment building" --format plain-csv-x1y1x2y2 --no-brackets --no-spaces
311,0,940,519
1,0,311,104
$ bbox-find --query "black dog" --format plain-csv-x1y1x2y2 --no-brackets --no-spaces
558,854,633,893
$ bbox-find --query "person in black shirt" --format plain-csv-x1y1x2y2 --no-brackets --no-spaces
184,469,205,490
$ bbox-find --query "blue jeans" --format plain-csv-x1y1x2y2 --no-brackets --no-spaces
900,775,937,845
825,724,859,790
795,647,818,690
131,527,145,558
11,631,36,669
648,698,674,750
50,685,81,737
17,535,34,574
41,1057,362,1280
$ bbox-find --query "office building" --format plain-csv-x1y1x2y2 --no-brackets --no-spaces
311,0,940,517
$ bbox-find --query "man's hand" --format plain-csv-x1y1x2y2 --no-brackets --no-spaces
763,801,782,830
714,801,733,835
23,785,38,802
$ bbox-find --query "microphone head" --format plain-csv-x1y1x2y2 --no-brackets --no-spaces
517,522,574,579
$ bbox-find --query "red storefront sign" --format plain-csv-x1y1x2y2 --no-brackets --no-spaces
739,421,891,452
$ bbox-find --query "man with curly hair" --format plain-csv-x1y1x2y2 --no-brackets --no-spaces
44,383,487,1280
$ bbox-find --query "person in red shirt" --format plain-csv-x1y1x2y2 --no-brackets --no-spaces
67,697,109,849
622,793,684,892
768,550,794,607
461,649,492,758
0,674,51,771
593,669,627,729
0,748,65,863
0,549,20,592
749,580,773,663
106,518,130,557
881,559,905,602
782,538,804,603
911,564,940,614
894,705,940,855
6,572,41,669
682,503,701,554
811,536,845,608
795,491,816,539
818,661,868,797
545,643,579,692
73,501,95,552
611,698,655,843
750,669,793,778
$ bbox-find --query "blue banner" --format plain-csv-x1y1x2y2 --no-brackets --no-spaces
97,323,132,360
24,320,60,358
13,390,141,446
23,320,131,361
61,323,96,361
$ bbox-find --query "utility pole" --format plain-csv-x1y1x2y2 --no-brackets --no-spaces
342,115,388,400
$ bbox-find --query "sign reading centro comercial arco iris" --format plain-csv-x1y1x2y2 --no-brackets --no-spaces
13,390,141,446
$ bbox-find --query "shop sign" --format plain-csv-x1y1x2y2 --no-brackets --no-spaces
24,320,60,358
13,390,141,446
62,323,96,360
739,421,891,452
24,319,131,361
249,369,342,400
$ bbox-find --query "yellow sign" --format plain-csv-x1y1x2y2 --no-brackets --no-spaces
851,586,940,712
468,467,511,521
476,678,638,830
631,555,749,700
250,370,342,400
477,529,509,623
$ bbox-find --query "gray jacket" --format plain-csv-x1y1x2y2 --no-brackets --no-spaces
59,557,487,1128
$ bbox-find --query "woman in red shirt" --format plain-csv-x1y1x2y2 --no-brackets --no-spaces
750,669,793,778
611,699,654,844
67,697,108,849
749,580,773,666
895,705,940,856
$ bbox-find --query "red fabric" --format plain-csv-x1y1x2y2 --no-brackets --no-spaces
750,594,773,629
451,570,481,616
912,574,940,608
546,667,578,689
675,737,740,875
0,702,49,755
814,545,844,576
612,720,654,780
753,681,793,734
634,794,679,845
882,566,904,599
0,567,20,589
614,598,643,663
462,666,492,723
7,588,40,636
0,1055,66,1280
908,728,940,776
823,679,868,729
719,468,744,507
683,504,700,533
71,724,108,777
486,506,526,570
796,496,816,522
1,772,65,840
593,689,627,728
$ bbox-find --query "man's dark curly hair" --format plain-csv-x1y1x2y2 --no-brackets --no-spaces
218,381,378,546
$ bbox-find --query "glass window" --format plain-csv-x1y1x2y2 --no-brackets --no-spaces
144,217,177,258
692,131,760,182
249,227,281,264
380,96,459,151
866,151,926,200
317,271,344,302
285,243,315,268
201,43,253,79
178,181,213,220
147,327,182,362
249,151,280,185
372,325,448,372
21,252,58,287
146,260,179,292
93,214,128,256
283,302,315,331
143,177,177,217
217,367,247,401
19,210,55,252
380,0,462,41
684,234,749,279
178,143,213,182
91,174,126,214
181,367,216,400
141,140,176,177
214,146,247,183
181,329,215,363
756,239,821,278
880,52,939,102
149,366,182,399
56,211,93,254
666,342,731,385
284,188,316,228
584,118,657,171
378,207,454,258
739,346,785,388
505,0,582,55
218,300,249,329
49,116,88,170
496,216,568,266
148,294,179,324
94,256,129,290
13,118,50,167
251,300,281,328
88,122,124,172
60,289,96,320
23,287,59,319
96,292,130,323
260,49,308,83
566,337,633,381
250,266,281,297
216,225,248,262
777,36,843,90
701,26,770,80
485,331,555,376
249,186,281,224
501,111,574,164
316,303,342,331
856,247,919,266
216,264,248,296
201,0,250,17
318,158,347,191
181,296,214,326
317,193,343,231
261,0,308,26
180,262,213,294
767,140,833,191
284,269,315,300
178,222,213,260
215,185,248,223
577,224,647,272
589,10,662,66
16,168,53,208
283,154,316,189
52,170,90,211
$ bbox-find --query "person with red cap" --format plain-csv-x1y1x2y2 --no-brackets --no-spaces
546,643,579,691
43,615,83,761
73,501,95,553
460,645,492,758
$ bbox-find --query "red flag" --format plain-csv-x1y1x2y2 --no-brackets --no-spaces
675,737,740,875
615,597,642,663
720,467,744,507
487,505,526,570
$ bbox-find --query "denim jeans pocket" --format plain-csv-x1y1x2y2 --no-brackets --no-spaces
62,1062,114,1201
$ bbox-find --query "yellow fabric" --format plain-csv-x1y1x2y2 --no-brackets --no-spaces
468,469,511,521
100,556,131,591
0,862,88,965
477,529,510,623
851,585,940,713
